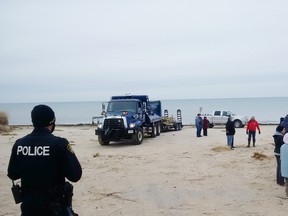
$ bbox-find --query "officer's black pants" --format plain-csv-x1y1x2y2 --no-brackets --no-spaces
21,201,67,216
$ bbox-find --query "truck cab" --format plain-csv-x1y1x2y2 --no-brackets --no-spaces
95,95,162,145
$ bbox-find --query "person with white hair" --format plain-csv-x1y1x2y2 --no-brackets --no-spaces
280,133,288,197
246,116,261,147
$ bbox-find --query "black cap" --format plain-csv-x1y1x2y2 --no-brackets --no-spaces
276,125,284,132
31,105,56,127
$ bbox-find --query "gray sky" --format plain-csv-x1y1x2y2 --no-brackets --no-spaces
1,0,287,103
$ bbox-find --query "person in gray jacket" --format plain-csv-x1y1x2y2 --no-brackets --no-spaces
280,133,288,197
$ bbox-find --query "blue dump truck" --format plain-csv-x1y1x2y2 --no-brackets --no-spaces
95,95,162,145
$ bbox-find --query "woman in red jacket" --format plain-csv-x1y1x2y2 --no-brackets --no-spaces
246,116,261,147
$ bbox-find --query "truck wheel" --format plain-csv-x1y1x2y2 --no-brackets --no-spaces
234,120,242,128
132,128,143,145
174,122,179,131
98,135,109,145
156,122,161,136
151,123,157,138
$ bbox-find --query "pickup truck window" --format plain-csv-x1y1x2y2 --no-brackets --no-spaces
223,111,229,116
214,111,221,116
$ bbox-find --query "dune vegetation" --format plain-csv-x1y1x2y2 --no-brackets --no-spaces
0,112,10,132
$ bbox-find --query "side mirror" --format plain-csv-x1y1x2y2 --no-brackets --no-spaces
138,107,142,113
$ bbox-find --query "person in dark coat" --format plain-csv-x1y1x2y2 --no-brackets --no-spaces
273,125,286,186
7,104,82,216
202,116,210,136
226,116,236,150
281,115,288,134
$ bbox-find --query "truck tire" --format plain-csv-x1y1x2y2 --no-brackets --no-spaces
156,122,161,136
174,122,179,131
132,128,143,145
234,120,242,128
151,123,157,138
98,135,109,145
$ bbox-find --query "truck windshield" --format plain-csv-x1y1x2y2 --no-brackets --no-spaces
107,101,137,113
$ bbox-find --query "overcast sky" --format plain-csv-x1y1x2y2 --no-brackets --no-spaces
1,0,287,103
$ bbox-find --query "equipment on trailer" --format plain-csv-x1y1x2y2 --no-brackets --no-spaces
161,109,183,131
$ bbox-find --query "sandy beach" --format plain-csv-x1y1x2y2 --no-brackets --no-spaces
0,124,287,216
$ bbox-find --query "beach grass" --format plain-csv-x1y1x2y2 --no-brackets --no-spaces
0,112,10,132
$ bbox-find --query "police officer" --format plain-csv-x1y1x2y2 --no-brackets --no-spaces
7,104,82,216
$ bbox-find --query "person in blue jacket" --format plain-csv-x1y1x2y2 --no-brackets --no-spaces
280,133,288,197
7,104,82,216
195,113,203,137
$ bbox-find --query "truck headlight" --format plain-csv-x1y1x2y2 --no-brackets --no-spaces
97,123,103,129
129,123,135,128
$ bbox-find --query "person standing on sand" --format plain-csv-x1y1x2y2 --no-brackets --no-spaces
195,113,203,137
281,114,288,134
273,125,286,186
7,105,82,216
225,116,235,150
202,116,209,136
280,133,288,197
246,116,261,147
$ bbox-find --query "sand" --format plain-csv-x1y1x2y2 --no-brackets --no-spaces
0,125,287,216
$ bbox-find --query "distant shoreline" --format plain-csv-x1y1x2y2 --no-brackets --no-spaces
8,122,280,127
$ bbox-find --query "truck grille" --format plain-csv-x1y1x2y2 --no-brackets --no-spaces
103,118,124,129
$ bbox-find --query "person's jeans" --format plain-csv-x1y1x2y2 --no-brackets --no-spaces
227,135,234,147
248,131,256,143
285,178,288,197
275,155,285,185
203,128,207,136
196,127,202,137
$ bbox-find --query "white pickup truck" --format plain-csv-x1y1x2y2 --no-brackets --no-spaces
203,110,248,128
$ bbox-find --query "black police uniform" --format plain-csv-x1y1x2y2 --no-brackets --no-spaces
7,105,82,216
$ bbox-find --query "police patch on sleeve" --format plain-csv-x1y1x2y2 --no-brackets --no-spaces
67,143,74,154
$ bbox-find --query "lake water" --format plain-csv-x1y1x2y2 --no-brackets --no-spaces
0,97,287,125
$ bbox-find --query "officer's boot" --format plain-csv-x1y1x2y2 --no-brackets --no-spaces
247,141,250,148
253,141,255,147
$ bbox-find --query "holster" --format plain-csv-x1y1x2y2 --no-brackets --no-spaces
62,182,74,207
45,182,77,216
11,181,22,204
